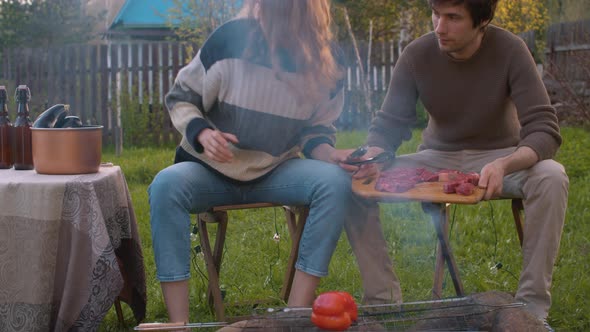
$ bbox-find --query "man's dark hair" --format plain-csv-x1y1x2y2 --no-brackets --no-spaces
428,0,499,28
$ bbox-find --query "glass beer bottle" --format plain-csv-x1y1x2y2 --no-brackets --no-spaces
13,85,34,170
0,86,13,169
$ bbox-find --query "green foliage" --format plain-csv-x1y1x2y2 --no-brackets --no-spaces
494,0,550,62
0,0,98,50
415,100,428,129
165,0,243,59
554,127,590,179
98,128,589,331
332,0,431,43
115,77,172,148
102,146,174,185
0,0,29,50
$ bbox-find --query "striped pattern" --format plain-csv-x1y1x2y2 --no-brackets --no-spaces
166,18,344,181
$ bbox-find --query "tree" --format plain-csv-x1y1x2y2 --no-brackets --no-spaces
0,0,31,50
331,1,430,115
0,0,98,50
493,0,550,61
166,0,242,58
494,0,549,35
332,0,430,44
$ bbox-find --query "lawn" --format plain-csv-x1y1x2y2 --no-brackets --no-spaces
98,127,590,331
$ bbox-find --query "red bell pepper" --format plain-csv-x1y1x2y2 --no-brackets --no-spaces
311,291,358,331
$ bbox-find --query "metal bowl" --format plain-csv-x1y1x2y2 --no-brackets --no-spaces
31,126,103,175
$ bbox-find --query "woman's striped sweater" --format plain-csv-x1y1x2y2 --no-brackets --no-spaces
166,18,345,182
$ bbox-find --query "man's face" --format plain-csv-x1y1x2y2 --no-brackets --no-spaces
431,2,486,59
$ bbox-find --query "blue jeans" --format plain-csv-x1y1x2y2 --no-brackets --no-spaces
148,158,353,282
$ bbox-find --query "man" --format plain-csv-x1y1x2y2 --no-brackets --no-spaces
354,0,568,329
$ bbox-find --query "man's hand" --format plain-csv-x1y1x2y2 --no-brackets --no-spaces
198,128,239,163
478,146,539,200
310,145,360,172
348,146,384,179
478,160,506,200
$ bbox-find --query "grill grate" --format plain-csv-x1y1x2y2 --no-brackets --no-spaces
233,296,526,331
136,292,543,331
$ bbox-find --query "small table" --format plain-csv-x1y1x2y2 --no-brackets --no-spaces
353,176,486,299
0,165,146,331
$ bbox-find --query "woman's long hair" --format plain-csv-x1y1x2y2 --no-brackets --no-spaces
245,0,342,104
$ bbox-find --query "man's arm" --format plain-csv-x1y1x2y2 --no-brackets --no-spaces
509,38,562,160
353,47,419,179
366,49,418,153
479,146,539,200
476,36,562,201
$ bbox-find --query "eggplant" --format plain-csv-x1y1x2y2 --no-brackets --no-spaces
58,115,83,128
33,104,69,128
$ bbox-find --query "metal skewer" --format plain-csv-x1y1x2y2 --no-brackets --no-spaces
134,322,227,331
345,151,395,165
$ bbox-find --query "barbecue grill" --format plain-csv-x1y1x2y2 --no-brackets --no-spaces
136,291,545,331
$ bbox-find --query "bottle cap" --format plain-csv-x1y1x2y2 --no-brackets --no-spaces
15,85,31,102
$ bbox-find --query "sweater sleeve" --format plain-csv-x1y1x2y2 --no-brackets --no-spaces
366,49,417,153
301,86,344,158
165,50,217,153
509,39,562,160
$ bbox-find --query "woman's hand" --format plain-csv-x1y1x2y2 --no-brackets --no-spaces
197,128,239,163
308,145,361,174
309,144,380,178
328,148,359,173
349,146,384,179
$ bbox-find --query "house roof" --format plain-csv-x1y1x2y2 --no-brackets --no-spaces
107,0,245,40
109,0,175,30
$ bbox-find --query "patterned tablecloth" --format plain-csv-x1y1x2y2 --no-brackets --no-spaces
0,165,146,332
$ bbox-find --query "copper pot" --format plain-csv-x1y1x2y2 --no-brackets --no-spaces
31,126,103,175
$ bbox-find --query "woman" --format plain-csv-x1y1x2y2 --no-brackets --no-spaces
148,0,357,323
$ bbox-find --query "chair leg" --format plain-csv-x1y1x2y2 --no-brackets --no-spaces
114,297,125,325
197,214,226,321
280,207,309,302
283,206,297,239
423,203,464,299
511,199,524,247
212,211,228,281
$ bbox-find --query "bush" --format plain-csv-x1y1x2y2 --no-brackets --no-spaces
115,74,177,148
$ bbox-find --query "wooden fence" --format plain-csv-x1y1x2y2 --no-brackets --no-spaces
1,42,191,146
0,40,401,148
545,19,590,83
1,20,588,147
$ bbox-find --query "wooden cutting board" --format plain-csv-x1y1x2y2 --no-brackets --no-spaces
352,175,485,204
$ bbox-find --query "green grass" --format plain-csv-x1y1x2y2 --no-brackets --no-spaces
98,127,590,331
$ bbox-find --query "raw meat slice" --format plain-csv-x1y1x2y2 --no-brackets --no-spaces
443,181,461,194
456,182,475,196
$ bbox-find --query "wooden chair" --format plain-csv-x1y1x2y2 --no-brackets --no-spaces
196,203,310,321
114,297,125,325
423,198,524,299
